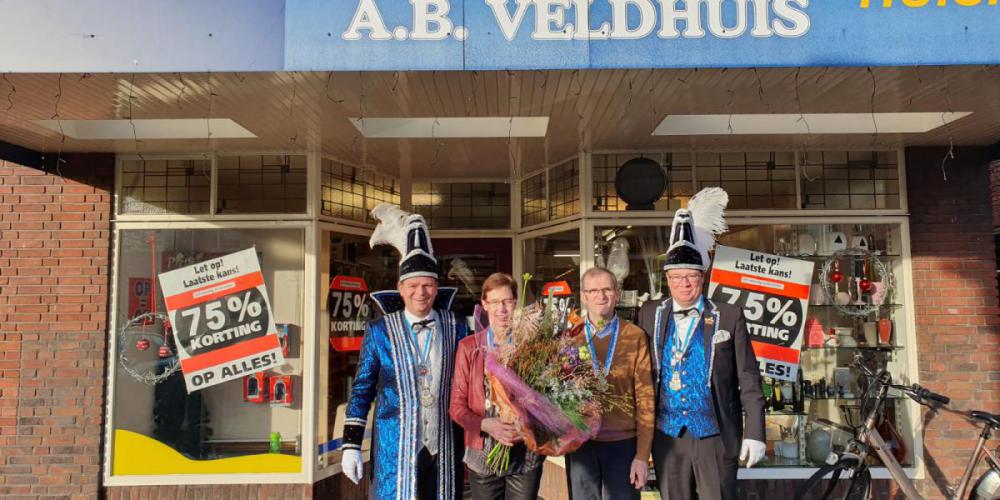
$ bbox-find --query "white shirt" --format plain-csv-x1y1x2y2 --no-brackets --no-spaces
671,296,704,351
404,309,441,456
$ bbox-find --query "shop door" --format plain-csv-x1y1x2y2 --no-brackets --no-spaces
433,237,513,329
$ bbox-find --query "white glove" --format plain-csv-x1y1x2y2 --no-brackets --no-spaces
341,449,364,484
739,439,767,468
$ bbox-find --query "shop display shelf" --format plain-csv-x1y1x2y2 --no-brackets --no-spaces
788,254,903,260
802,345,903,352
806,304,903,309
765,409,808,416
806,394,903,401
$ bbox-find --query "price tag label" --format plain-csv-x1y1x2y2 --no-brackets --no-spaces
329,276,370,352
159,248,284,392
709,246,815,382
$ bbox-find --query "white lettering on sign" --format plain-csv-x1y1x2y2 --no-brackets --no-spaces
343,0,811,41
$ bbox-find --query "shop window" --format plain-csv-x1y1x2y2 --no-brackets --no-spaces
363,170,401,224
548,158,580,220
321,158,368,222
522,228,580,307
217,155,307,214
592,153,693,211
521,172,547,227
413,182,511,229
111,228,304,477
321,158,400,224
317,231,398,470
800,151,900,210
119,159,211,215
696,152,797,210
591,221,915,470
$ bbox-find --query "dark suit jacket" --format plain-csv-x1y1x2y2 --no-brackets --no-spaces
638,297,766,457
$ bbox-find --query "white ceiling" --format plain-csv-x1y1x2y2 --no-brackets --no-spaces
0,67,998,179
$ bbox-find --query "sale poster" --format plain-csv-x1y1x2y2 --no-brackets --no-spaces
328,275,370,352
708,246,815,382
158,248,284,393
127,277,153,322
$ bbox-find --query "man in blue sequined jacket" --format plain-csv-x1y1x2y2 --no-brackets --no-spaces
340,204,469,499
637,188,766,500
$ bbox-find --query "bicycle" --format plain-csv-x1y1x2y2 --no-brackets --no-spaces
793,354,1000,500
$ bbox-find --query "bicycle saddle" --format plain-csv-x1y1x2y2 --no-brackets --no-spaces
970,411,1000,428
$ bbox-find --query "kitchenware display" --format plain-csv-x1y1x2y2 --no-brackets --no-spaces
834,327,856,347
862,322,879,346
825,231,848,255
805,317,826,348
809,284,827,305
833,366,853,398
878,318,893,345
806,427,833,464
798,232,817,256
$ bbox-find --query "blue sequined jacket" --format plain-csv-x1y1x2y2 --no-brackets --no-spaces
342,308,468,499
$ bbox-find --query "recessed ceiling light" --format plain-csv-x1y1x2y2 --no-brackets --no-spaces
33,119,256,140
652,112,972,136
350,117,549,138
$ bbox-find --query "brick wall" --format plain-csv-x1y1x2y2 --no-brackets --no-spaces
991,159,1000,232
104,484,310,499
0,157,113,499
907,146,1000,498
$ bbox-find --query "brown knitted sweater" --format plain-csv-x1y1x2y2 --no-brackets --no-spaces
586,319,655,462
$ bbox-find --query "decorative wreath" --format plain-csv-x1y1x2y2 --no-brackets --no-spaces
117,311,180,385
818,247,894,318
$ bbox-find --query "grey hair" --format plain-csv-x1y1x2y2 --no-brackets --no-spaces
582,266,619,290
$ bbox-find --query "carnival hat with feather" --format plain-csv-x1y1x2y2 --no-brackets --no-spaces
369,203,439,282
368,203,456,314
663,187,729,271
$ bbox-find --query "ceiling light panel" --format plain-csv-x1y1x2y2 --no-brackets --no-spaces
33,119,256,140
652,112,972,136
350,117,549,138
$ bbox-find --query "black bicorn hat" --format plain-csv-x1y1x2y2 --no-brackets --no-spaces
664,210,706,271
369,203,438,282
662,187,730,272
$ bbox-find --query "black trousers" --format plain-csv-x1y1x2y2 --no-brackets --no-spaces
468,464,543,500
416,447,439,500
651,430,737,500
566,439,641,500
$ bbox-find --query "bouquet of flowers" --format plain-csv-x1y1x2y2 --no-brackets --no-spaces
483,274,623,471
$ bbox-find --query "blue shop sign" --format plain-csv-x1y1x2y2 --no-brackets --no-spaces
285,0,1000,71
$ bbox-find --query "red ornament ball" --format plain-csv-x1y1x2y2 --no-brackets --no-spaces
830,271,844,283
136,338,151,351
158,345,173,358
859,279,873,292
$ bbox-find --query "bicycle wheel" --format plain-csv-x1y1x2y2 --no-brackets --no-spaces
794,457,866,500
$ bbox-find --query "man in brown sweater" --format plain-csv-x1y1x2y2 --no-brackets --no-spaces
565,267,655,499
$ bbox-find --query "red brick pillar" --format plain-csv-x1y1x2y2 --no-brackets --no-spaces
991,158,1000,232
0,156,113,498
906,147,1000,498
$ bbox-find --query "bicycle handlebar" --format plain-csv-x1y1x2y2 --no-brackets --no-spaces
911,385,950,405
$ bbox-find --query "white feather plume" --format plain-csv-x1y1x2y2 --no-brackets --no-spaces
687,187,729,265
368,203,409,256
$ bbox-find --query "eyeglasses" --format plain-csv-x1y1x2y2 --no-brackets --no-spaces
583,287,617,297
484,298,517,308
666,274,703,284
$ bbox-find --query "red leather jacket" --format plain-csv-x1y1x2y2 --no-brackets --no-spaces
449,329,489,450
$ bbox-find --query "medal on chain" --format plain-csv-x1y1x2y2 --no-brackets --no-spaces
407,318,436,408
